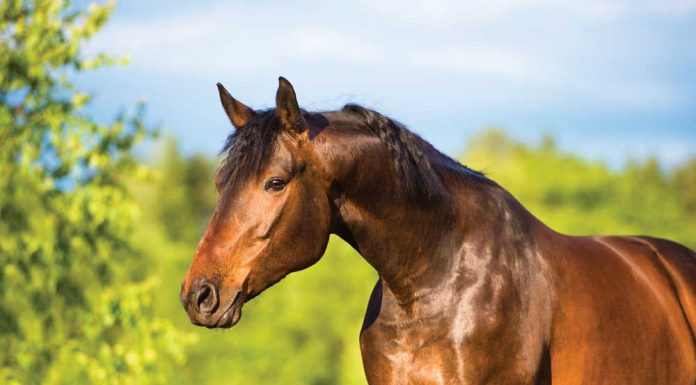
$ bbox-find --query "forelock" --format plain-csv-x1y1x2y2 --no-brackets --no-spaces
216,109,283,190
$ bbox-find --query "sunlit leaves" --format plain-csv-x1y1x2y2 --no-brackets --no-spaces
0,1,189,384
460,129,696,248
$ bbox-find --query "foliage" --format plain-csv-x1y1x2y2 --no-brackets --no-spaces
671,157,696,219
155,138,217,243
0,1,189,384
461,129,695,249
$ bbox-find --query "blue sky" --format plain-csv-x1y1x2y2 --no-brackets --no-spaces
77,0,696,169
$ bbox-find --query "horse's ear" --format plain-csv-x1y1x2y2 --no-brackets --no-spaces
217,83,255,129
275,77,306,133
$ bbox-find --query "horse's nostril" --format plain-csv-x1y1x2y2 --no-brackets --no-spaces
193,281,219,314
196,285,210,306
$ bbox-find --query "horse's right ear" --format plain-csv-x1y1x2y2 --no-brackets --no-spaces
275,77,306,134
217,83,255,129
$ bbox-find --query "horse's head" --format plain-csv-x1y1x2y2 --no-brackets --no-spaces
180,78,333,328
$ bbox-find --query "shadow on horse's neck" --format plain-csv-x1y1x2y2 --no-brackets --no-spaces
325,126,548,311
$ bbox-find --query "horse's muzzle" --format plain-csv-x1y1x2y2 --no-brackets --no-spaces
180,278,244,328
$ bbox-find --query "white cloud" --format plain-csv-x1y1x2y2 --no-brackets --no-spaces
584,81,680,109
282,26,382,64
358,0,696,26
84,0,692,112
356,0,539,27
408,46,544,79
87,3,548,87
88,5,386,75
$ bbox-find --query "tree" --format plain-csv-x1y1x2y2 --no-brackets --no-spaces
671,157,696,219
460,129,695,249
156,138,217,243
0,1,189,384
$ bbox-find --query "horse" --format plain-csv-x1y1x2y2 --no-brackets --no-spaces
180,77,696,385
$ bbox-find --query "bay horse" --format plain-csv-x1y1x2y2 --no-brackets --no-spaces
181,77,696,384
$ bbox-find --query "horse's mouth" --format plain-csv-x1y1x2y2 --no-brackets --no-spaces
212,290,245,329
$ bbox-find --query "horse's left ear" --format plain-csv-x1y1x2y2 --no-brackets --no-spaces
275,77,306,133
217,83,256,129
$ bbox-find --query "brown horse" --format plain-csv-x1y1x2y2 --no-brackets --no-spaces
180,77,696,385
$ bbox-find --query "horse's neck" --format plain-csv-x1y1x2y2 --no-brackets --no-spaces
334,163,548,313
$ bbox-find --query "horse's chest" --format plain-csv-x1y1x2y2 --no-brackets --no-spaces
361,324,464,385
360,317,543,385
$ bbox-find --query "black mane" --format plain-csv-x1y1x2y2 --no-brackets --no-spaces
340,104,449,202
217,104,483,202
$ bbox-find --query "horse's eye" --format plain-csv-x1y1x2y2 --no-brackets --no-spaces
265,177,287,192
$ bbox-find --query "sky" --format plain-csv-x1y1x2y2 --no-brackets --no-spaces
76,0,696,170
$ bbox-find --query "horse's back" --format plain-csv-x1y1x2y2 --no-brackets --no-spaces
630,236,696,336
547,234,696,385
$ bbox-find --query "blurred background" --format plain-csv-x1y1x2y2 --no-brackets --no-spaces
1,1,695,384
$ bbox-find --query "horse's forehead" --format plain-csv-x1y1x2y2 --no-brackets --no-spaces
272,132,313,166
275,135,296,160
